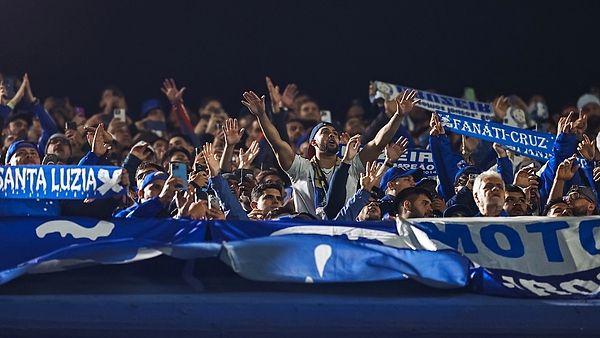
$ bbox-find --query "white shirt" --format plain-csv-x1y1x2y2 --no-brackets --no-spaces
284,154,365,218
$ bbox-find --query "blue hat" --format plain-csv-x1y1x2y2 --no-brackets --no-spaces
5,140,38,164
309,122,334,141
140,171,168,191
443,204,473,217
306,122,335,159
454,166,482,182
380,166,423,191
141,99,163,118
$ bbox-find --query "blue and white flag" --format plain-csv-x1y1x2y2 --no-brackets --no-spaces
0,165,127,199
436,111,555,162
374,81,527,128
0,216,210,285
3,216,600,298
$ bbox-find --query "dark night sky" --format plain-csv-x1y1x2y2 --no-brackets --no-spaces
2,0,600,121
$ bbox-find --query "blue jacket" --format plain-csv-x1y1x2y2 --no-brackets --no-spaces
333,188,373,221
539,133,579,208
209,174,249,221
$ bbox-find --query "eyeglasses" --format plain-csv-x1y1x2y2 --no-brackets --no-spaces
565,192,593,203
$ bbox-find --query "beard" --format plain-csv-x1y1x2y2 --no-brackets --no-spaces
570,205,589,216
318,141,338,155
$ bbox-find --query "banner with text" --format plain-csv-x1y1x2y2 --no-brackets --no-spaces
338,146,437,179
374,80,529,128
435,111,554,162
0,165,127,200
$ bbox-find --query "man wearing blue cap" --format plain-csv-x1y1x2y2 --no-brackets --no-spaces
378,166,423,217
0,140,60,216
241,89,420,218
114,171,184,218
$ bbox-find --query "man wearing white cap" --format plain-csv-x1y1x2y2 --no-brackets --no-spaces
577,93,600,117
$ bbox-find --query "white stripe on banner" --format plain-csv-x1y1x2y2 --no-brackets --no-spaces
374,81,526,128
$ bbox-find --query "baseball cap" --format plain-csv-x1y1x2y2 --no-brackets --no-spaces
454,166,482,182
380,167,424,191
141,99,163,118
140,171,168,191
566,185,598,205
443,204,473,217
5,140,38,164
306,122,335,159
577,94,600,111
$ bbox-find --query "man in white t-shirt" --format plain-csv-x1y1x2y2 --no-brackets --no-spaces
241,90,420,217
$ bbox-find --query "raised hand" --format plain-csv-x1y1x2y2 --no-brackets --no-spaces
175,185,195,218
222,118,244,146
130,141,151,160
493,142,507,158
429,113,445,136
161,78,186,103
462,135,479,156
513,166,539,188
556,155,579,181
281,83,298,108
339,132,351,145
593,167,600,183
360,161,384,192
572,110,588,135
395,89,421,115
342,134,361,164
577,134,596,161
266,76,282,113
159,175,184,205
239,140,260,169
557,112,575,135
385,136,408,163
241,91,267,117
23,73,36,102
202,142,220,177
492,96,509,121
89,123,109,156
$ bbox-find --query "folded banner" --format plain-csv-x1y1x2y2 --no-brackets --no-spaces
374,81,526,128
338,146,437,179
410,216,600,298
435,111,555,162
3,216,600,298
0,216,209,284
0,165,127,199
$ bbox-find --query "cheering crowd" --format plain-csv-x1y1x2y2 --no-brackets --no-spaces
1,74,600,221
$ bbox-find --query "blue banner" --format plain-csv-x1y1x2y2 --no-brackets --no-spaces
338,146,437,179
0,165,127,199
435,111,555,162
374,81,527,128
2,216,600,298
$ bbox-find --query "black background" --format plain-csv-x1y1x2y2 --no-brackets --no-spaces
2,0,600,120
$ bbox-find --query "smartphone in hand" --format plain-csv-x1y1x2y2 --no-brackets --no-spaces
113,108,126,123
170,162,188,191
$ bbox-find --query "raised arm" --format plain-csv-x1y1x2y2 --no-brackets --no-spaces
220,118,245,172
242,91,295,170
359,89,420,166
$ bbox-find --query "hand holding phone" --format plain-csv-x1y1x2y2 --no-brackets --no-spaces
113,108,126,123
170,162,188,191
65,122,77,130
